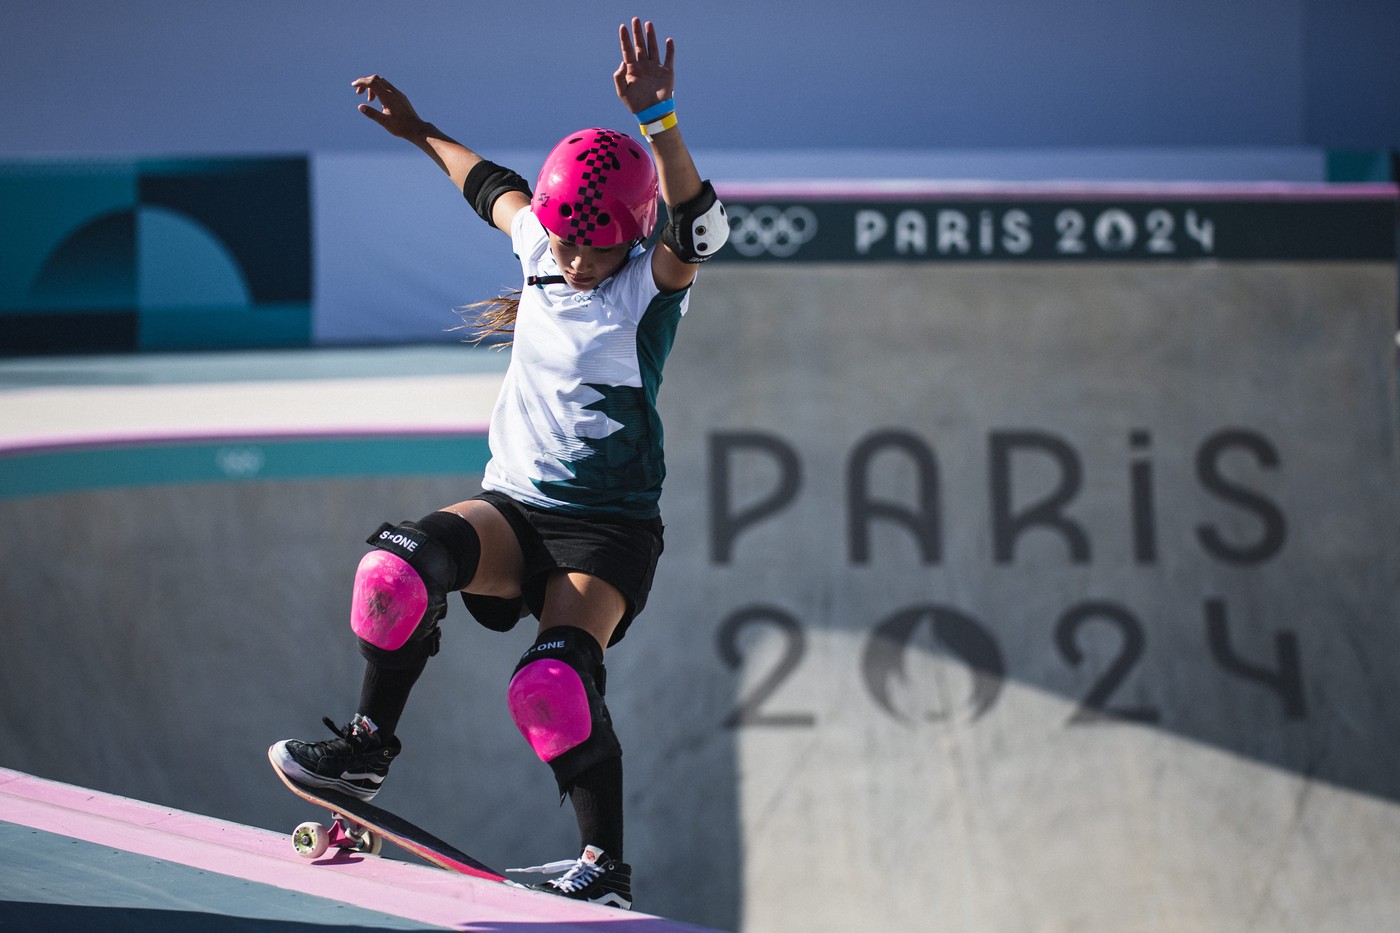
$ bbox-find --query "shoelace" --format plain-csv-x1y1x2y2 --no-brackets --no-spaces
318,715,377,748
322,716,352,740
507,856,603,893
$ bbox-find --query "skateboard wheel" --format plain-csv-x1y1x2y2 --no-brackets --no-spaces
347,825,383,856
292,821,330,859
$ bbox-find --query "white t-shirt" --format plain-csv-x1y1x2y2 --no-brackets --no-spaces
480,209,691,519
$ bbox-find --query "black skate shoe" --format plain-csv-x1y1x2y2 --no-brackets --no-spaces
509,845,633,909
270,714,400,802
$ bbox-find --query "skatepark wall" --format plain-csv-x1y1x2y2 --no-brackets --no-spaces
649,184,1400,931
2,184,1399,933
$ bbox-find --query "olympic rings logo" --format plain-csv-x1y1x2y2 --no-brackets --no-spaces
725,205,819,258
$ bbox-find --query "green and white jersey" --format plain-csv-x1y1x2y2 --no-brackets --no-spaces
481,209,691,519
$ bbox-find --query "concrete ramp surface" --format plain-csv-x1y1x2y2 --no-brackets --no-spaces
0,766,720,931
650,184,1400,931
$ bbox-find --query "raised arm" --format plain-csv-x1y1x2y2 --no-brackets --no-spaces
352,75,528,234
613,18,728,292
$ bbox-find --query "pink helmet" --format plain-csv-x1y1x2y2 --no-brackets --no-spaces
532,128,658,247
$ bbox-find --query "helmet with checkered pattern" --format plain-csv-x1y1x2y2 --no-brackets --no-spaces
532,128,659,247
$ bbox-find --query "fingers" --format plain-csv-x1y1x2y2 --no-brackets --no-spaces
618,23,635,64
352,75,398,127
351,74,402,104
619,17,669,65
357,102,388,126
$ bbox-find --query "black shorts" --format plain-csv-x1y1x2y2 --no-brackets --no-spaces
462,491,665,646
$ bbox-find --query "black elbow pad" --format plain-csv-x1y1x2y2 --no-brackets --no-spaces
462,160,532,226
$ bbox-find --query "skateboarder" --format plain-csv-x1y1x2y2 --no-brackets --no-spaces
271,17,727,911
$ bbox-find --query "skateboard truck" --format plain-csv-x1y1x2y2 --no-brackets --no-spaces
291,813,384,859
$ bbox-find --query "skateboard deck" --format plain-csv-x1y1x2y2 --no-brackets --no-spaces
268,744,506,882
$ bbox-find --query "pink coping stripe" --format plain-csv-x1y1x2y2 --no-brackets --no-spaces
0,767,717,932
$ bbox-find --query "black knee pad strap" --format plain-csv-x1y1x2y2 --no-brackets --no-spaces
462,592,528,633
368,510,481,594
358,511,480,649
357,625,440,670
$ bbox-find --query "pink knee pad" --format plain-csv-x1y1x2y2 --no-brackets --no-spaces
350,550,429,651
507,659,593,763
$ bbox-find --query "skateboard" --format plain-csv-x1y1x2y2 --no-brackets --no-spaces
267,744,506,882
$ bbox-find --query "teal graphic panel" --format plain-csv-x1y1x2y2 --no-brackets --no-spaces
0,158,310,354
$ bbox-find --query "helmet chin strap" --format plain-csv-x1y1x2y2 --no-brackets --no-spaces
531,235,644,291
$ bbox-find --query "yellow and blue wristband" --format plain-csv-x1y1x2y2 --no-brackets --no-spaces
637,98,677,139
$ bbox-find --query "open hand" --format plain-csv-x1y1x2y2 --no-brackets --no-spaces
613,18,675,115
351,75,426,139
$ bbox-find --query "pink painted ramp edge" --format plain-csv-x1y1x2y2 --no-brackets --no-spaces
0,767,719,932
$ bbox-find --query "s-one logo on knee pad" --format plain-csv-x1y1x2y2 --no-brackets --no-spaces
376,529,422,553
